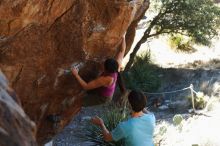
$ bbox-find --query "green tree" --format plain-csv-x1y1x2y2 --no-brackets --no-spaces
125,0,220,71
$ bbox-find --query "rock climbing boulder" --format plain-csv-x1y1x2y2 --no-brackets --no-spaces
0,71,36,146
0,0,149,143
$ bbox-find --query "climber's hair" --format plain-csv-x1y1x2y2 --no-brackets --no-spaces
104,58,119,73
104,58,126,93
128,90,146,112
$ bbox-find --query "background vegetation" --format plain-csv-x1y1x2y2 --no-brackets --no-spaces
81,105,129,146
123,51,161,92
125,0,220,70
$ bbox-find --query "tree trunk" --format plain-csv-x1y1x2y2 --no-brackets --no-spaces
124,10,165,71
124,35,148,71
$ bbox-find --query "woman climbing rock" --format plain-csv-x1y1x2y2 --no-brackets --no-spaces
71,34,126,106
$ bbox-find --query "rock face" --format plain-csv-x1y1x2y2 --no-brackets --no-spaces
0,0,149,143
0,71,37,146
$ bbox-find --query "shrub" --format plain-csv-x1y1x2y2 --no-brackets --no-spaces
80,105,129,146
123,51,161,92
169,35,196,53
195,92,209,109
186,92,209,110
173,114,183,126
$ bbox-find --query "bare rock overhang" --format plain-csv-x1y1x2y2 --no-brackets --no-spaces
0,0,150,144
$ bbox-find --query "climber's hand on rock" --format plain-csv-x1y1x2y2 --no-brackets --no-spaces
71,68,78,76
91,116,104,126
123,31,126,37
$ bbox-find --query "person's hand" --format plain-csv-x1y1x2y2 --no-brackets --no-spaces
71,68,78,76
91,116,104,126
123,31,126,37
143,108,149,114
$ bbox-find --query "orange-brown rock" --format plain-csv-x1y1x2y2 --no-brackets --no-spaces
0,0,149,144
0,71,37,146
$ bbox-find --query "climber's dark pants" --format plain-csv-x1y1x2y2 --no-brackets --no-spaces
82,93,112,107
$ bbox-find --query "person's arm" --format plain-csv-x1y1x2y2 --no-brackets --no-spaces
115,34,126,70
143,107,150,114
72,68,113,90
91,116,113,142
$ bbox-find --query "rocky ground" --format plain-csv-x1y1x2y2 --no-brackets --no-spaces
53,105,115,146
52,96,220,146
51,104,177,146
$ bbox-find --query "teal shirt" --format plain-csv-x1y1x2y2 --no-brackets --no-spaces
111,113,155,146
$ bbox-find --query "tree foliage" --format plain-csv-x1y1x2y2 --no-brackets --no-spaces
125,0,220,70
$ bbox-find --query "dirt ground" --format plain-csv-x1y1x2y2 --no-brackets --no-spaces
52,97,220,146
53,105,111,146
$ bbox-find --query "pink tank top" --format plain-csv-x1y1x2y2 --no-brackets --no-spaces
99,72,118,97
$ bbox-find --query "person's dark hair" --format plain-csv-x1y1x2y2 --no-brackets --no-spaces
104,58,126,93
128,90,146,112
104,58,118,73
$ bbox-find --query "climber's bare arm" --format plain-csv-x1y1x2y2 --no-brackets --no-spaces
72,68,113,90
115,35,126,70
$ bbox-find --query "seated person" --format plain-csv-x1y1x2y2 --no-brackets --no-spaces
91,90,156,146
